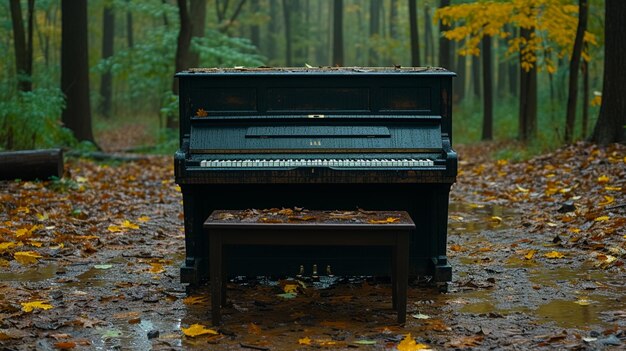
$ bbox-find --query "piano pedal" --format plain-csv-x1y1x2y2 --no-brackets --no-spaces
296,265,305,278
312,264,319,281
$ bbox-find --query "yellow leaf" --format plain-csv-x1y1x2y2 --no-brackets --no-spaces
568,228,581,233
397,333,431,351
107,225,122,233
28,240,43,248
36,213,49,221
597,175,610,184
490,216,503,224
368,217,400,224
14,251,42,265
21,300,53,312
544,251,565,259
149,263,164,274
524,249,536,260
599,196,614,206
604,186,622,191
16,206,30,214
137,216,150,223
298,337,312,345
195,108,208,117
120,220,139,230
181,324,218,337
283,284,298,294
0,242,17,252
183,295,209,305
515,185,530,193
594,216,610,222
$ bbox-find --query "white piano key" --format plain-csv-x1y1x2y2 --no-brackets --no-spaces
200,160,207,167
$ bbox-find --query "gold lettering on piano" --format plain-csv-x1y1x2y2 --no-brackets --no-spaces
309,140,322,146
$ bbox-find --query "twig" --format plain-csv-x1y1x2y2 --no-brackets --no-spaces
605,202,626,210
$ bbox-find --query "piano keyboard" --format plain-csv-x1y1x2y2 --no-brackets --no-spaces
198,158,435,168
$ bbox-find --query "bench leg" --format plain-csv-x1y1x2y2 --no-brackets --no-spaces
210,231,222,326
395,232,409,324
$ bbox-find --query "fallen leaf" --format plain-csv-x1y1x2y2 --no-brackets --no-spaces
54,341,76,349
181,324,218,337
137,216,150,222
397,333,431,351
94,264,113,270
412,313,431,319
195,108,208,117
597,175,610,183
574,298,591,306
14,251,43,265
368,217,400,224
544,251,566,259
120,220,139,230
183,295,209,305
353,340,377,345
21,300,53,312
248,323,261,335
298,336,312,345
594,216,610,222
524,249,537,260
0,242,17,252
283,284,298,294
149,263,164,274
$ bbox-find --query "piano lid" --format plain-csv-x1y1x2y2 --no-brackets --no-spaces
189,124,443,154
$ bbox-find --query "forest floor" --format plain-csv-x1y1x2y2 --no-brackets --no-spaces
0,141,625,350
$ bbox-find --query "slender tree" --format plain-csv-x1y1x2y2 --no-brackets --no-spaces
188,0,207,68
564,0,588,143
369,0,381,66
581,44,589,138
99,3,114,118
249,0,260,49
332,0,343,66
591,0,626,144
518,27,537,141
282,0,292,65
423,4,434,64
61,0,95,143
10,0,34,92
409,0,420,66
171,0,192,128
126,0,133,48
482,36,493,140
471,55,480,98
438,0,451,69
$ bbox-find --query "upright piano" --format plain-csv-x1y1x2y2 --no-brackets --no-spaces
174,67,457,285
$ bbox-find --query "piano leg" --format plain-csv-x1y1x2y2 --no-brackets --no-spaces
180,185,210,285
432,184,452,283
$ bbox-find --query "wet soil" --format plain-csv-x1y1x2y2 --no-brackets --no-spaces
0,144,624,350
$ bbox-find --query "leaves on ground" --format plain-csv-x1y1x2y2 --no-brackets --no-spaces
21,301,53,312
397,333,432,351
181,324,219,337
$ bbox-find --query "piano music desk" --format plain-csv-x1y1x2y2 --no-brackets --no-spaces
204,209,414,325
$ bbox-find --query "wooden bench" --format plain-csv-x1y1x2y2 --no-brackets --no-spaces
203,209,415,325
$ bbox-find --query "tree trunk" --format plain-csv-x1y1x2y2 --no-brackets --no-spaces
99,4,114,118
332,0,343,66
171,0,192,129
188,0,207,68
268,0,278,62
482,36,493,140
61,0,95,143
250,0,260,49
518,27,537,142
424,4,434,65
390,0,398,40
581,51,589,139
497,38,507,97
127,0,133,48
409,0,420,66
506,24,517,96
455,51,466,101
471,54,480,98
10,0,33,92
564,0,588,144
369,0,381,66
591,0,626,144
282,0,292,66
0,149,64,181
438,0,451,69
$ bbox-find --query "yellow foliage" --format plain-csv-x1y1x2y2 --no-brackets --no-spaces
0,242,17,252
181,324,218,337
21,300,53,312
397,333,432,351
544,251,565,259
14,251,43,265
435,0,597,70
298,337,312,345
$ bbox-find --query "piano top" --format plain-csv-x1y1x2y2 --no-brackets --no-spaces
177,66,456,77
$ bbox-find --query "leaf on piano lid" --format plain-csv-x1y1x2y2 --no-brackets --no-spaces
259,217,284,223
277,208,294,216
195,108,208,117
368,217,401,224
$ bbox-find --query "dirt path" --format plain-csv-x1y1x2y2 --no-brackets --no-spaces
0,143,624,350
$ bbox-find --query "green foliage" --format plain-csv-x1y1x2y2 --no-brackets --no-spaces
0,87,75,150
191,29,265,67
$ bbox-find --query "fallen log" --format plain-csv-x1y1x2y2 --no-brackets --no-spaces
0,149,64,181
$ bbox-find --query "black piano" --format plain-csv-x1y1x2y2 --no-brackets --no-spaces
174,67,457,285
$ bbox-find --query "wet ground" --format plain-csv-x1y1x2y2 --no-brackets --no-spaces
1,146,625,350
